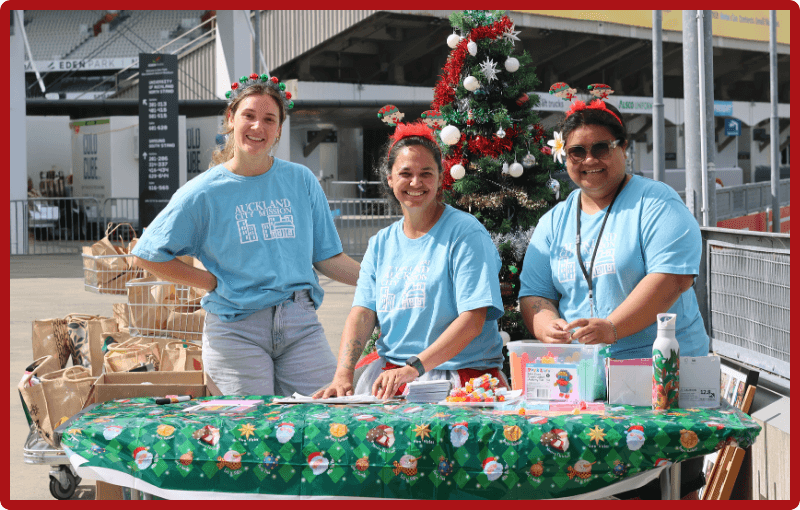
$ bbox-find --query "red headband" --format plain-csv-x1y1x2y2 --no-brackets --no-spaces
388,121,438,157
565,99,622,126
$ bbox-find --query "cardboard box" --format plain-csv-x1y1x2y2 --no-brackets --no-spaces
606,358,652,406
86,370,222,406
679,355,721,408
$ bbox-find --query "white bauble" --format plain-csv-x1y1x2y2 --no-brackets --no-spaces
509,162,524,178
447,33,462,49
440,125,461,145
467,40,478,56
450,164,466,180
463,76,480,91
499,331,511,345
504,57,520,72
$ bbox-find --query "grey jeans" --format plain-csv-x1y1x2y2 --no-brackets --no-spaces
202,290,337,396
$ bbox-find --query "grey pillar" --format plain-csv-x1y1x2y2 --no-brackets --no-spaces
769,11,781,232
682,10,702,223
10,10,28,254
652,11,665,183
215,11,254,98
703,11,716,228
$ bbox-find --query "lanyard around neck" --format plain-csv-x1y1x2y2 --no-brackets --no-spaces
575,176,628,317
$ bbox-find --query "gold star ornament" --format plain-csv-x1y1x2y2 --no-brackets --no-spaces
587,425,606,445
414,424,432,440
238,423,256,439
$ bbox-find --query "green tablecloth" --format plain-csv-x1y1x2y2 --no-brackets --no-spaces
60,396,760,499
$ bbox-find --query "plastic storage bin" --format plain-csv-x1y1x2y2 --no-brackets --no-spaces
507,340,607,403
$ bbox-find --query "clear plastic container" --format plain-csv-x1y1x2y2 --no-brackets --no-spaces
506,340,607,402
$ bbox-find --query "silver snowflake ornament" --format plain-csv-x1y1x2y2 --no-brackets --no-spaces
479,57,499,82
503,24,521,44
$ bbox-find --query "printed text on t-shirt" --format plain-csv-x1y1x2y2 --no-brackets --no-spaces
234,199,296,243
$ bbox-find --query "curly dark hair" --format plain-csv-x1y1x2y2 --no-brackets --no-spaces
557,101,628,147
376,135,444,207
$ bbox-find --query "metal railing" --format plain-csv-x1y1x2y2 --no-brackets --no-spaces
676,178,790,221
701,227,790,382
11,197,103,254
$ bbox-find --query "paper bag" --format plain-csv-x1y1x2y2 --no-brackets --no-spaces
19,365,94,447
127,276,171,335
83,223,142,294
103,337,162,373
31,318,72,369
165,308,205,342
112,303,129,332
65,313,118,376
160,341,203,372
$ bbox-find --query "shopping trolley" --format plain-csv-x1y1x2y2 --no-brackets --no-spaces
22,418,82,499
125,278,205,342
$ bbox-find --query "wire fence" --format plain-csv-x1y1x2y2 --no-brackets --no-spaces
702,227,790,380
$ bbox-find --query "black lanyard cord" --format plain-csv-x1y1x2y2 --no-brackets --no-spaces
575,175,628,317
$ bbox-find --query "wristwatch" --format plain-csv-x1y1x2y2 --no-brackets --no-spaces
405,356,425,377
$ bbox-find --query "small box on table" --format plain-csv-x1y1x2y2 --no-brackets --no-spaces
606,358,652,406
679,355,720,408
86,370,222,406
507,340,606,403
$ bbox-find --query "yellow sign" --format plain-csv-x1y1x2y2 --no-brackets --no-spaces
516,10,790,45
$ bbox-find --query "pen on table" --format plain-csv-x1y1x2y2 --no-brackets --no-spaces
155,395,193,405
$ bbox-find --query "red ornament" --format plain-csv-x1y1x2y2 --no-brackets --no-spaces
285,92,292,100
231,83,239,90
249,73,259,80
466,119,474,126
515,93,529,106
271,76,279,84
541,146,552,155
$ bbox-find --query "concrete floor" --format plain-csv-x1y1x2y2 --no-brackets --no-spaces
8,254,355,500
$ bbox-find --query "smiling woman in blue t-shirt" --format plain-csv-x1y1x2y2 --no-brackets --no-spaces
315,121,506,400
132,75,360,397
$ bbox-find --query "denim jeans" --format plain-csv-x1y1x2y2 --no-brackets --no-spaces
202,290,337,396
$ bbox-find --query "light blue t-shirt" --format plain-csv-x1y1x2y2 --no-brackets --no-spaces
519,175,709,359
132,160,343,322
353,205,505,370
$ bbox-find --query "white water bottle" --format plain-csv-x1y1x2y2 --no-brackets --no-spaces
652,313,679,410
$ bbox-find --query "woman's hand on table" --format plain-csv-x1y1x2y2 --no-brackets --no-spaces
372,366,418,400
566,318,616,344
538,318,573,343
314,374,354,399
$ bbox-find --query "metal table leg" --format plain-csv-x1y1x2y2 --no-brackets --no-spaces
661,461,681,499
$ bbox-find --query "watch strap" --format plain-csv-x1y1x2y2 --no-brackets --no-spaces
406,356,425,377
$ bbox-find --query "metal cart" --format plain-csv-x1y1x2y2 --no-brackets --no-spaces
22,423,82,499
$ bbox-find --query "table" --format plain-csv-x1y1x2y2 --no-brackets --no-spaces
59,396,761,500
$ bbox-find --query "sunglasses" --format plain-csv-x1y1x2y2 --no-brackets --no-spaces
566,140,622,163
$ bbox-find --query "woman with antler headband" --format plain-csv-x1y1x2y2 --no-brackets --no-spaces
133,74,360,396
315,118,507,399
518,99,709,361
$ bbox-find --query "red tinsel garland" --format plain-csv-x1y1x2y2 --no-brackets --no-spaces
432,16,514,110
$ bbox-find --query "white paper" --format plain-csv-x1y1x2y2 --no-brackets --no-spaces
272,393,389,404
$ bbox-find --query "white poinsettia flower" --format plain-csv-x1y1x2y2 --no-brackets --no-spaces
548,131,566,164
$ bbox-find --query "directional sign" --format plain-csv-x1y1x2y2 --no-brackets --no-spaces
725,118,742,137
138,53,179,228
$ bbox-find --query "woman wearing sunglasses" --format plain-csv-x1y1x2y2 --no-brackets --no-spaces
517,100,709,499
518,99,708,360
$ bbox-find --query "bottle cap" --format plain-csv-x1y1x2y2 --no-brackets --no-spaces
656,313,677,330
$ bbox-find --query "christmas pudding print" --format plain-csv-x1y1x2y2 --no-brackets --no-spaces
355,456,370,472
529,461,544,478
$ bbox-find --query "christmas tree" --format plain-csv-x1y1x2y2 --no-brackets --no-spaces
431,10,566,341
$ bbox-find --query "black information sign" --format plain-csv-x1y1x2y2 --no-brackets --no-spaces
139,53,179,229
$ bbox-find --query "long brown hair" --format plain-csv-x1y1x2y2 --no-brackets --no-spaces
210,84,286,167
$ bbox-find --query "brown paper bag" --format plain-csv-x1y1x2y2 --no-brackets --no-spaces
103,337,162,373
31,318,72,369
127,276,171,335
65,314,118,376
112,303,129,332
84,223,142,294
160,341,203,371
19,365,94,447
165,308,205,342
